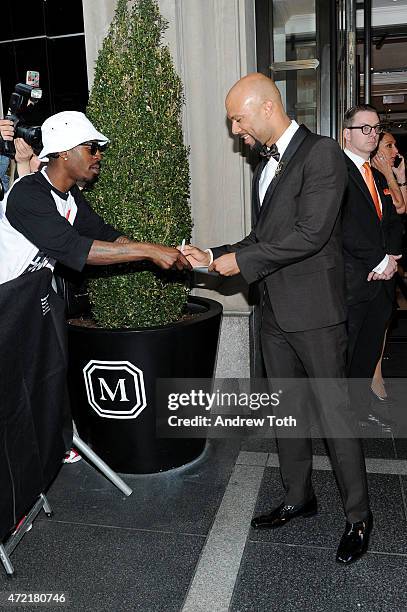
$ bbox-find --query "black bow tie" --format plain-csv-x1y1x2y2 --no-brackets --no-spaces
259,143,280,162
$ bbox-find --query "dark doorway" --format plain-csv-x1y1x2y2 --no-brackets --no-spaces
0,0,88,125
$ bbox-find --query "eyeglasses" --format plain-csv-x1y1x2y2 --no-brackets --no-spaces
79,141,108,155
347,124,384,135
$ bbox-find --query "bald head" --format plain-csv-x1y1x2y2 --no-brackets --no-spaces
226,73,282,108
225,73,290,148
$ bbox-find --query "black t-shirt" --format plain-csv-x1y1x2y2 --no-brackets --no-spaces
0,169,120,283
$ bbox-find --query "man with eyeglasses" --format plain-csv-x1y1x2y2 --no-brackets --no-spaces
0,111,190,284
342,104,403,428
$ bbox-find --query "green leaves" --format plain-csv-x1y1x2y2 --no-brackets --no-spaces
86,0,192,328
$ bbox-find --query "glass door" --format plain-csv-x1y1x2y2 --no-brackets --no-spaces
336,0,358,144
256,0,356,138
269,0,319,133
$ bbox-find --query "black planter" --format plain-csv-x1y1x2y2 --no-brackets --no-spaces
68,297,222,474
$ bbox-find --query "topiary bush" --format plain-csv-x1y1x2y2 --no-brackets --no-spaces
86,0,192,328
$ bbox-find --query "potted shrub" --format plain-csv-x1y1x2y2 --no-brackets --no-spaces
67,0,222,474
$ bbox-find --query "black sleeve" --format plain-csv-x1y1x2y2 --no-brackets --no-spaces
6,180,93,272
374,171,387,191
72,186,121,242
386,194,404,254
211,232,257,260
374,169,403,254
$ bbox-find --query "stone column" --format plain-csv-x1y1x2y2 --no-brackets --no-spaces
82,0,118,90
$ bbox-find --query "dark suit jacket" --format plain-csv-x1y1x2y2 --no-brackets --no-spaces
212,125,348,332
342,154,403,306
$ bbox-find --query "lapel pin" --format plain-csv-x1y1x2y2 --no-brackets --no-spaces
274,161,284,177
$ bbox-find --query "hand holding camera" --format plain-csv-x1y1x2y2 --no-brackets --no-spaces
0,118,14,141
0,119,40,175
0,80,43,158
1,121,35,162
14,138,34,164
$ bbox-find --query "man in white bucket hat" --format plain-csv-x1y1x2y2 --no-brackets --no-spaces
0,111,190,284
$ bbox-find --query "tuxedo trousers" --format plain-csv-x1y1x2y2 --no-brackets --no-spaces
260,293,370,523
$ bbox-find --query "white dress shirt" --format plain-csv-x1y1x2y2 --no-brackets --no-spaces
344,148,388,274
258,120,300,205
205,121,300,264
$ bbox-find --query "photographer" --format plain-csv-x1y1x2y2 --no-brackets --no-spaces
0,110,190,284
0,118,41,181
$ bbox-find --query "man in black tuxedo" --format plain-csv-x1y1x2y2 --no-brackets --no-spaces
342,105,403,426
184,73,371,564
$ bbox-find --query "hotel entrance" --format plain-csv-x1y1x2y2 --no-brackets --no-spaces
255,0,407,142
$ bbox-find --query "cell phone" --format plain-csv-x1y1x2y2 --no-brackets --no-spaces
394,155,403,168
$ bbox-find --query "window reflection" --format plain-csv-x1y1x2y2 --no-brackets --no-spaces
274,69,317,133
272,0,318,132
272,0,316,62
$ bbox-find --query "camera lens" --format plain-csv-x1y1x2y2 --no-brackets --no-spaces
15,125,43,155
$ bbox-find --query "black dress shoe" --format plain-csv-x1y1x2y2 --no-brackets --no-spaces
336,513,373,564
251,496,317,529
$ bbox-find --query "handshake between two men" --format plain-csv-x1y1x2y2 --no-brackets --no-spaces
0,114,239,278
179,245,240,277
0,114,191,278
179,246,401,283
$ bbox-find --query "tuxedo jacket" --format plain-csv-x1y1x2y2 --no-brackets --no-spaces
342,155,403,306
212,125,348,332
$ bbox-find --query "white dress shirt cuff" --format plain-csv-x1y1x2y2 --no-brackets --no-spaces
373,254,389,274
205,249,214,265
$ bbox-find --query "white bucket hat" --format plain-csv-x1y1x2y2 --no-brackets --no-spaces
38,111,109,162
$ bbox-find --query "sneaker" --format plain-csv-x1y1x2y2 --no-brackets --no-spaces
63,448,82,464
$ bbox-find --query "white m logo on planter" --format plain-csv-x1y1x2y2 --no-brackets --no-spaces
98,378,129,402
83,360,147,419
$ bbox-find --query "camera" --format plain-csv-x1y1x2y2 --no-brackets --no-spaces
1,83,43,158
